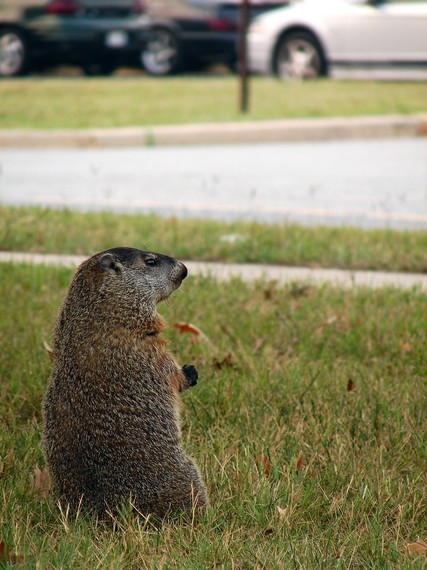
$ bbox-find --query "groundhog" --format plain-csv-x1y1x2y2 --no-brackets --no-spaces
43,246,208,520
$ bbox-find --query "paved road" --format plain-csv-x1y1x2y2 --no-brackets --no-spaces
1,137,426,229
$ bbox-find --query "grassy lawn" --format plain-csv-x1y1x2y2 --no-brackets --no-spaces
1,205,427,273
0,77,426,129
1,262,426,568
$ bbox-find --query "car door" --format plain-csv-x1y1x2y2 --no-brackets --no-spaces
335,0,427,63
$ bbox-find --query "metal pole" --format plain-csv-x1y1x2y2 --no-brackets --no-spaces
238,0,250,114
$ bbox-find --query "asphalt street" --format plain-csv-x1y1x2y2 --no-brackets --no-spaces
1,137,426,229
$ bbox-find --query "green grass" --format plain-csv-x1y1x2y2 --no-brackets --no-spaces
1,262,426,568
1,205,427,273
0,77,426,129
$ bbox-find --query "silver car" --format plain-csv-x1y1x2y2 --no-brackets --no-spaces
248,0,427,80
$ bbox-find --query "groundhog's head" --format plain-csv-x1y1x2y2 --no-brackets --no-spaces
71,247,188,317
96,247,187,304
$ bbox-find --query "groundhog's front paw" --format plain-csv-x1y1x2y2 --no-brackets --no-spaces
183,364,198,387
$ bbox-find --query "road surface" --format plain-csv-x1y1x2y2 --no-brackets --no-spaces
1,137,426,229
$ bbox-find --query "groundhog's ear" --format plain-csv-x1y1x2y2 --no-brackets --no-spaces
99,253,124,274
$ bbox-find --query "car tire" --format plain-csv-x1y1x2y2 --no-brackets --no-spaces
141,28,181,76
0,28,30,77
274,32,326,80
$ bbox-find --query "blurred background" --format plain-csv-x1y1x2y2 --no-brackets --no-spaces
0,0,288,78
1,0,426,79
0,0,426,230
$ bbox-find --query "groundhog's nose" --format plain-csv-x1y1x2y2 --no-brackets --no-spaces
180,263,188,280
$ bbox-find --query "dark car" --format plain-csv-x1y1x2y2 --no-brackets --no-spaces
140,0,288,76
0,0,149,77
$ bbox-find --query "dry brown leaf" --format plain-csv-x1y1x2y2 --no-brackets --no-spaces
173,322,208,342
296,455,304,471
276,505,286,521
32,464,52,498
347,378,356,392
405,539,427,556
255,454,272,478
0,542,24,565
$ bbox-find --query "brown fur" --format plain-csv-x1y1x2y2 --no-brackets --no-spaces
43,247,208,520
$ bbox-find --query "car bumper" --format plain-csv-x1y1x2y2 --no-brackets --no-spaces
248,31,274,74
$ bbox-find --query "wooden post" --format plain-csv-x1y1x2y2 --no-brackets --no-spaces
238,0,250,113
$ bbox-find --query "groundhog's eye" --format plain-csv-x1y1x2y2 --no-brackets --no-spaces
146,258,157,266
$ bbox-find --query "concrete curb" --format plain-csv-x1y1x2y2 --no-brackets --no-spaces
0,114,426,148
1,251,426,292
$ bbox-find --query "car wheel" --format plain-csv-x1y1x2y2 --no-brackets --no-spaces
141,28,181,76
0,28,29,77
274,32,325,80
